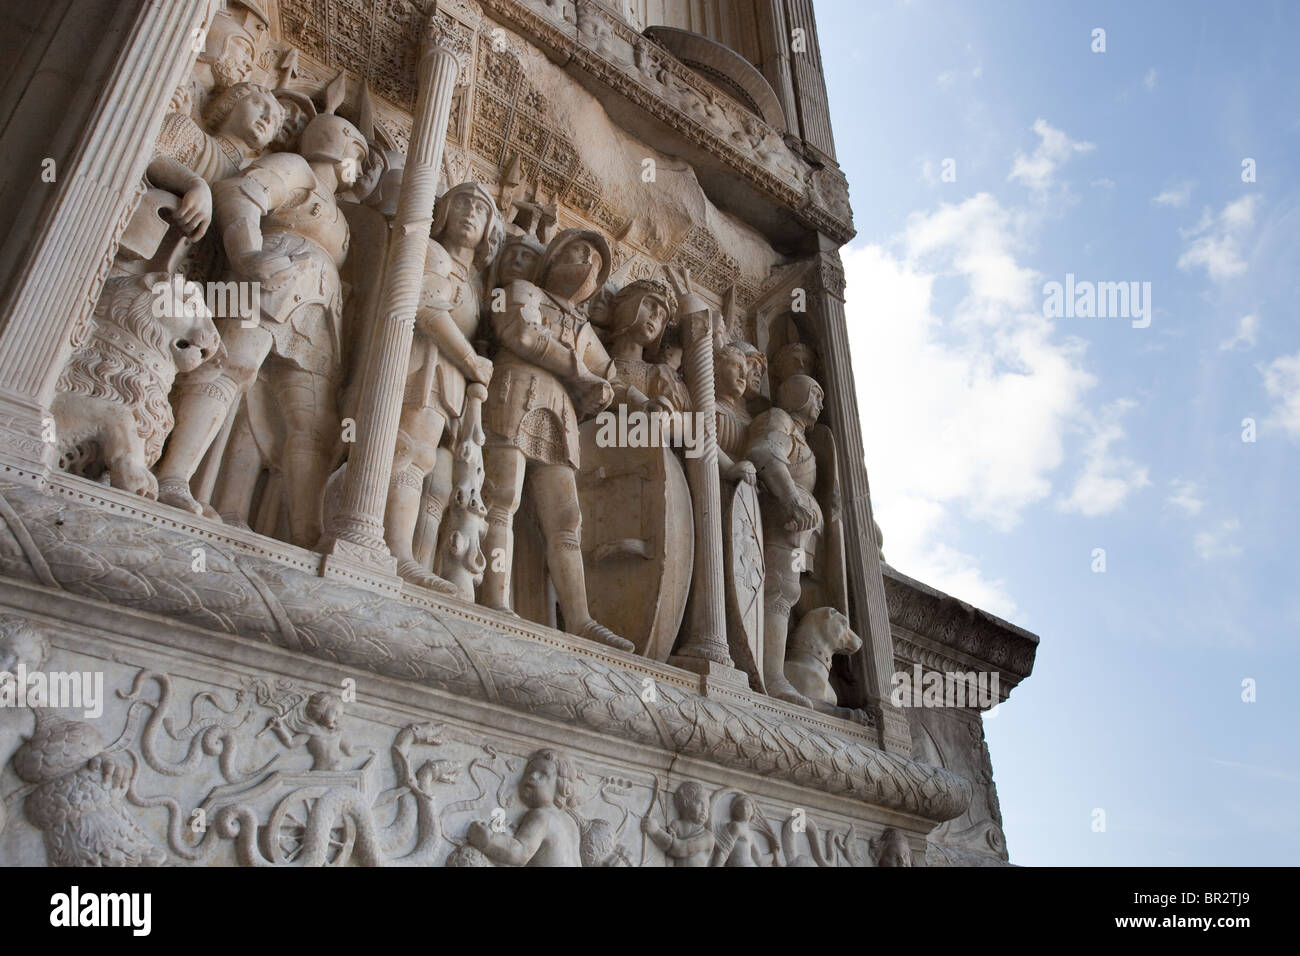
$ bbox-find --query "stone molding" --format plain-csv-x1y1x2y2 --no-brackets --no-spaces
0,474,971,823
883,564,1039,685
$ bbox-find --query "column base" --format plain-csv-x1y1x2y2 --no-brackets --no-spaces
669,654,749,690
318,538,402,595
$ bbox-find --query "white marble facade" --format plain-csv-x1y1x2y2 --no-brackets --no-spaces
0,0,1035,867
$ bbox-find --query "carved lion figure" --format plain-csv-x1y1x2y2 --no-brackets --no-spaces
784,606,862,707
53,272,220,497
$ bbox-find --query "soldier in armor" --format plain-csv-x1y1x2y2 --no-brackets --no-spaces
489,233,546,290
744,373,826,705
155,111,369,549
480,229,634,652
605,278,689,414
387,181,502,591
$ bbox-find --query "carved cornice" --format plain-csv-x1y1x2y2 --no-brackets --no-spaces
0,479,970,823
883,564,1038,686
476,0,855,243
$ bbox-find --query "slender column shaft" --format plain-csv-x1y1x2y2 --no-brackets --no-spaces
323,21,459,565
0,0,219,468
674,305,733,665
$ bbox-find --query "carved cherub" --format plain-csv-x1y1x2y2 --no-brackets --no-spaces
710,793,774,867
263,690,365,772
870,827,914,867
641,781,714,867
466,748,582,866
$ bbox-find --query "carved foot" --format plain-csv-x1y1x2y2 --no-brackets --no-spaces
396,559,460,596
157,477,204,516
766,678,813,709
575,619,635,653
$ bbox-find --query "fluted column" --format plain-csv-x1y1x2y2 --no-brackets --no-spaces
322,18,459,573
808,245,911,754
670,301,735,668
0,0,219,472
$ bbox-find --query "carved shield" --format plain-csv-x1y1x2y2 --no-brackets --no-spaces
724,479,765,691
577,419,693,661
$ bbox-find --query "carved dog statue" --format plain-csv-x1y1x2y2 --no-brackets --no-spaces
784,606,863,715
53,272,219,497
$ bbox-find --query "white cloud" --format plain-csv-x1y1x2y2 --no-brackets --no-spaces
1152,182,1193,207
1219,314,1259,351
1177,195,1258,282
1008,119,1094,193
1144,67,1157,91
1167,479,1205,515
843,192,1102,618
1090,177,1116,189
1261,349,1300,440
1194,520,1243,561
1058,399,1151,516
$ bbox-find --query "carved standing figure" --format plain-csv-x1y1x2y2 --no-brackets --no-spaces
479,228,633,651
605,278,689,415
155,109,369,548
383,181,501,591
744,373,827,706
148,83,286,243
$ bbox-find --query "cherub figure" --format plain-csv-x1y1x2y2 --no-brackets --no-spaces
263,690,364,772
466,748,582,866
710,793,772,867
641,781,714,867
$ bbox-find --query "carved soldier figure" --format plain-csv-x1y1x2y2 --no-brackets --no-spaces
488,233,545,290
744,373,826,705
172,0,270,119
155,110,369,548
148,83,286,242
384,181,501,590
714,342,758,482
480,228,633,651
605,278,689,414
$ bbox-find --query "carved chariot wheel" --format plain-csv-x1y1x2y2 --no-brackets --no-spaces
266,791,357,866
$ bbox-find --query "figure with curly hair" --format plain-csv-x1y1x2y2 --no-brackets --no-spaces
466,748,581,866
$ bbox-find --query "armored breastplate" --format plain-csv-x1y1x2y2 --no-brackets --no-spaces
264,182,349,265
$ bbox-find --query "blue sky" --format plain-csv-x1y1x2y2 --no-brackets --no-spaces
817,0,1300,865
